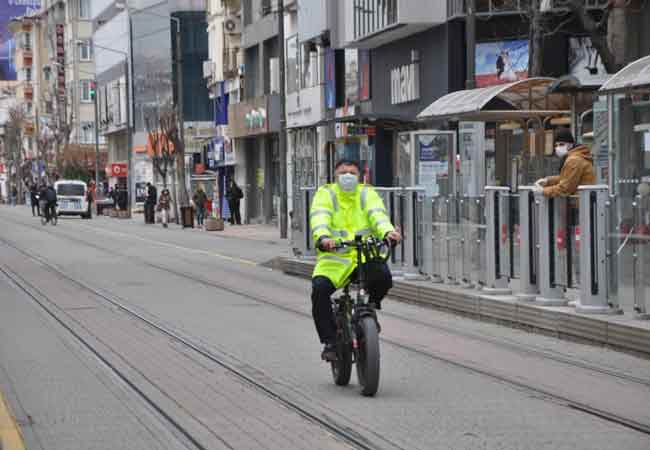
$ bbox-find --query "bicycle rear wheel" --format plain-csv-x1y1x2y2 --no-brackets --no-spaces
331,314,352,386
356,317,380,396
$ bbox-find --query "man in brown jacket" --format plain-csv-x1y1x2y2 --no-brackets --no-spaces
535,128,596,197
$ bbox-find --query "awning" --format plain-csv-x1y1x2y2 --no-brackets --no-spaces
599,55,650,94
417,78,571,121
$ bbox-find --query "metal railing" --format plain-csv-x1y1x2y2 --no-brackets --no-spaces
295,184,646,318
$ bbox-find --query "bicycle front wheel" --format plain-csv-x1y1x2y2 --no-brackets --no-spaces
356,317,380,396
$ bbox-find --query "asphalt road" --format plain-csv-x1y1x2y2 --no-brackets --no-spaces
1,206,650,450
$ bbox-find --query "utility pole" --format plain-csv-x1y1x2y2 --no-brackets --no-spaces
92,81,100,190
465,0,476,89
173,16,188,219
125,58,133,218
278,0,288,239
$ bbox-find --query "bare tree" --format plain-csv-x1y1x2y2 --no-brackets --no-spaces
145,116,174,189
5,107,27,203
528,0,638,77
159,108,189,220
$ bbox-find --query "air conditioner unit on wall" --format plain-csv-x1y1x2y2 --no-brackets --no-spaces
223,16,242,35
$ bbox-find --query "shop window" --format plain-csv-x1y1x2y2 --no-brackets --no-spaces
79,39,93,61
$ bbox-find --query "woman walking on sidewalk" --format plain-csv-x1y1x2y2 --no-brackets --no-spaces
193,187,207,229
158,188,171,228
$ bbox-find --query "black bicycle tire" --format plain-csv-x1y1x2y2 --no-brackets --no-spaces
331,313,352,386
356,317,380,397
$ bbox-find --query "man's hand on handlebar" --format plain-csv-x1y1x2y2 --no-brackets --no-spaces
319,238,337,251
385,227,402,245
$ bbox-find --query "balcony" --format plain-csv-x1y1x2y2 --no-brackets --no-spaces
447,0,610,19
349,0,447,49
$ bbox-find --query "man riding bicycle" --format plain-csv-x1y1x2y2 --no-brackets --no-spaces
311,160,401,361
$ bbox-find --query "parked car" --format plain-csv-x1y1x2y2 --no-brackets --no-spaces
54,180,91,219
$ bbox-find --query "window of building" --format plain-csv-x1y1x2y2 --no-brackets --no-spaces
80,121,94,144
22,31,31,49
79,0,91,19
80,80,93,103
78,39,93,61
24,103,33,115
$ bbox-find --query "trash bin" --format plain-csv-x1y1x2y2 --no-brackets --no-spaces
181,206,194,228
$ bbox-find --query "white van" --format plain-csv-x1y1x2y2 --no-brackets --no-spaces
55,180,90,218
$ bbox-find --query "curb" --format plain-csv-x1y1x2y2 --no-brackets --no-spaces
0,390,26,450
278,257,650,358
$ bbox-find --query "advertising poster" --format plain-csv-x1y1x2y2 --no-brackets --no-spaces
324,48,336,109
358,49,370,101
344,49,358,104
0,0,41,81
417,135,448,197
475,40,529,88
568,37,611,87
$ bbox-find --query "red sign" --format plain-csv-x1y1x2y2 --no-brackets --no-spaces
0,164,5,174
56,24,65,100
110,163,128,177
556,228,567,251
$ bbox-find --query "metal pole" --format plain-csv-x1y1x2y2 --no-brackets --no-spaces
174,18,186,222
94,85,100,190
125,58,133,217
278,0,288,238
465,0,476,89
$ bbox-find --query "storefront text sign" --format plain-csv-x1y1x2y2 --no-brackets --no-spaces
229,96,271,138
390,51,420,105
110,163,128,177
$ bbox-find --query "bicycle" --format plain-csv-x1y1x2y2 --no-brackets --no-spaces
41,203,58,226
329,235,393,397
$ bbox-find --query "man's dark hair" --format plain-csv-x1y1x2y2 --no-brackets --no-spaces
334,159,361,171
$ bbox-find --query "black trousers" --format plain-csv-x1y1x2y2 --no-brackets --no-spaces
311,261,392,345
32,200,40,216
229,199,241,225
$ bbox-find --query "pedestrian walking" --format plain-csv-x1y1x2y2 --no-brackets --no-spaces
193,186,208,228
145,182,157,224
30,183,40,216
157,188,171,228
10,184,17,206
226,179,243,225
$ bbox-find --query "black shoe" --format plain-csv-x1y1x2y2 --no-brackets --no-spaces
321,343,337,362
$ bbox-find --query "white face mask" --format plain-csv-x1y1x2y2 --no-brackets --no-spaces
337,173,359,192
555,144,570,158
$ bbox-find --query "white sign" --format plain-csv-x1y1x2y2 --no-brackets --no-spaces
391,54,420,105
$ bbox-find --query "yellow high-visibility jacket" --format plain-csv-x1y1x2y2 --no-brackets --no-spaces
310,183,395,288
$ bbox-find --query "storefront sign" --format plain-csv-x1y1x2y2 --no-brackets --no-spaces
229,96,271,137
110,163,128,177
568,37,611,87
390,51,420,105
245,108,267,131
55,24,65,100
345,49,359,104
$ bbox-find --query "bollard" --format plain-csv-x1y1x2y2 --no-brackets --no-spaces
430,196,446,283
297,187,317,258
517,186,539,301
483,187,512,294
421,194,434,278
535,192,567,306
633,194,650,319
575,185,622,314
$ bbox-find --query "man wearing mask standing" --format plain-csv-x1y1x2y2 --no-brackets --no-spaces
534,128,596,197
310,159,402,361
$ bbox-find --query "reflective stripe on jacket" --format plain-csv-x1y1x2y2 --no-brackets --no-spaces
310,183,394,288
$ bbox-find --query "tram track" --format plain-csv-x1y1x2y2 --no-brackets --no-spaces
2,215,650,437
0,234,404,450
